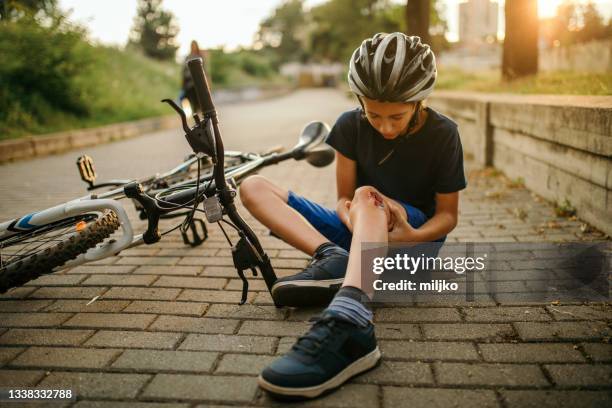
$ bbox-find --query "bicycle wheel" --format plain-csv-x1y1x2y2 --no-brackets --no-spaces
0,210,120,293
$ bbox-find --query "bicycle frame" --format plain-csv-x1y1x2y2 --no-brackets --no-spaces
1,57,335,305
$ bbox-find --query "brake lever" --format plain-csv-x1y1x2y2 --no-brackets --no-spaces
162,98,190,134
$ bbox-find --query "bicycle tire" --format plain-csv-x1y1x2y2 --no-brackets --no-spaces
0,210,120,293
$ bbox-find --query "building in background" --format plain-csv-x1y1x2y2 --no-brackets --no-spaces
459,0,499,46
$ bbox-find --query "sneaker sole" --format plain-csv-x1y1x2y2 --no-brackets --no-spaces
271,278,344,307
257,346,381,399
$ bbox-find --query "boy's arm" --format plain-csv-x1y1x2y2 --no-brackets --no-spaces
388,191,459,242
335,151,357,231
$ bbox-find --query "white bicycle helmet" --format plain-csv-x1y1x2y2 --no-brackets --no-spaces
348,32,437,102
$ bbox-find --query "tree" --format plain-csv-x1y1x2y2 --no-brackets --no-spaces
255,0,307,62
130,0,178,61
0,0,56,21
405,0,430,45
308,0,404,62
576,2,607,43
502,0,538,80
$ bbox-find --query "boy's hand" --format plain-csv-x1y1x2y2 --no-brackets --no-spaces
388,205,418,242
337,199,353,232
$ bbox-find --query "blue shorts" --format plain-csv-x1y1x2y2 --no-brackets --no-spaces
287,191,444,252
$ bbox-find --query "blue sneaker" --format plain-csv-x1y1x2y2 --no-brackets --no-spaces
271,244,348,307
258,309,381,399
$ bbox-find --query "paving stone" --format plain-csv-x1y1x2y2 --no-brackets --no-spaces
375,323,422,340
88,257,119,266
501,390,612,408
84,331,182,349
546,305,611,321
205,303,286,320
81,274,158,286
286,306,326,321
435,362,549,387
141,374,257,402
0,329,94,346
252,290,275,306
153,276,227,289
462,306,551,322
43,299,130,313
178,333,276,354
379,340,480,361
383,387,499,408
478,343,585,362
354,361,433,385
150,315,239,334
582,343,612,362
0,287,36,299
514,322,610,341
270,258,309,269
0,312,73,327
118,247,161,257
199,266,245,278
29,287,106,299
25,274,88,286
116,256,179,266
178,289,255,304
123,300,208,316
65,265,136,274
133,265,202,276
177,257,235,266
0,369,45,387
103,287,180,300
374,307,461,322
259,383,380,408
112,349,217,372
215,354,276,375
62,313,156,330
39,371,151,399
422,323,516,341
0,300,54,312
157,248,218,257
11,347,120,369
225,279,269,291
74,402,189,408
238,320,310,337
545,364,612,387
0,347,24,366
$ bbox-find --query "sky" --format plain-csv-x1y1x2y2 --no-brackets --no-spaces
59,0,612,55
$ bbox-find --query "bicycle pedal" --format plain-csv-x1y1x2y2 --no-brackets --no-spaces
181,218,208,247
76,155,97,188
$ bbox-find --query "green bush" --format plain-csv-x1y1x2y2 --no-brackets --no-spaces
0,14,99,135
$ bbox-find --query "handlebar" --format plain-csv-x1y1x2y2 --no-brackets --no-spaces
187,58,216,119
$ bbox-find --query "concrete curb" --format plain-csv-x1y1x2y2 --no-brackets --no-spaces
0,86,294,164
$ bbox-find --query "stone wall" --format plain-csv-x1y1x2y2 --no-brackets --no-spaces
429,92,612,236
540,40,612,73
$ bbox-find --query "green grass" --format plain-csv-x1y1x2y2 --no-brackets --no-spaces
436,67,611,95
0,47,181,140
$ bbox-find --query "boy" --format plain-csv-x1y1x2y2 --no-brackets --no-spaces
239,32,466,398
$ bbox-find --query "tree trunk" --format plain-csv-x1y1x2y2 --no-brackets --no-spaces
502,0,538,80
405,0,431,45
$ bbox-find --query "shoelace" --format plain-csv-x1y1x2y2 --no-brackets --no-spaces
292,314,349,356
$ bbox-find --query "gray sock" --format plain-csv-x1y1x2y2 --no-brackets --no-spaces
326,286,373,327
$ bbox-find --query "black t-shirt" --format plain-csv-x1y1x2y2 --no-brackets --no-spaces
325,107,467,218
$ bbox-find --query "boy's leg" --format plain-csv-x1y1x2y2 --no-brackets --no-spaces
240,175,351,307
240,175,328,255
258,186,385,398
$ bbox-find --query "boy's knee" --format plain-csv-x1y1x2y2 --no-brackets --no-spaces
353,186,379,205
240,175,269,207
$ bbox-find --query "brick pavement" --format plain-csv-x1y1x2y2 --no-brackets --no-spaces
1,89,611,407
